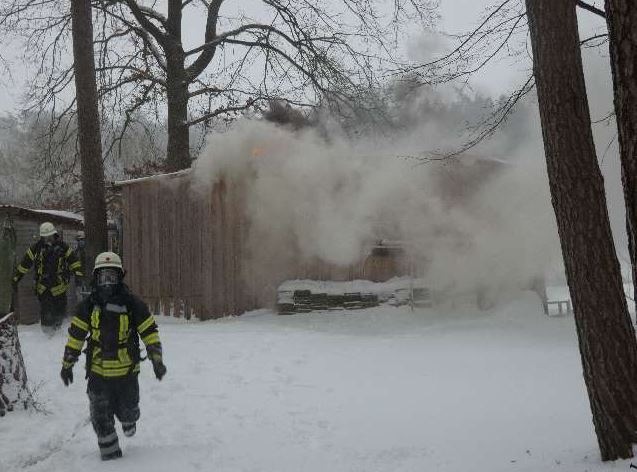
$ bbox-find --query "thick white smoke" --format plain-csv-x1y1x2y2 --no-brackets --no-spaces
191,91,562,297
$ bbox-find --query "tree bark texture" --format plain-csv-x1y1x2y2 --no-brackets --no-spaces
71,0,108,268
0,313,31,416
166,50,191,172
165,0,191,172
526,0,637,461
605,0,637,311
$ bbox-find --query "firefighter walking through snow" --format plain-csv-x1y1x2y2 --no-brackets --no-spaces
60,252,167,460
12,222,83,333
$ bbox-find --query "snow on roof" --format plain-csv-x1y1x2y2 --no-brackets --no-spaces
0,205,84,226
112,169,191,187
30,209,83,221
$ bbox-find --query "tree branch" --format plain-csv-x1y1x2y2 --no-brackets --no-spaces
95,65,166,87
185,0,223,80
407,73,536,163
92,3,168,70
185,23,326,57
401,0,515,73
576,1,606,19
188,85,223,98
138,4,167,26
186,99,256,127
580,33,609,47
122,0,168,47
222,38,328,95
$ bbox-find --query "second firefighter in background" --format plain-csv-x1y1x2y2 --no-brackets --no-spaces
12,222,83,333
60,252,167,461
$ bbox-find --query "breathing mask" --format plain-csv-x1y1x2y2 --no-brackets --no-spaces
95,267,122,299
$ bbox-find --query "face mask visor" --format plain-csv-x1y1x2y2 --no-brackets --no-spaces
96,268,122,299
96,268,121,287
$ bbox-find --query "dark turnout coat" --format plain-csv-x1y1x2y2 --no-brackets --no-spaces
13,239,83,297
62,285,162,379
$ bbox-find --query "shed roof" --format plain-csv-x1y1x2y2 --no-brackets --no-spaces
112,169,191,188
0,205,84,228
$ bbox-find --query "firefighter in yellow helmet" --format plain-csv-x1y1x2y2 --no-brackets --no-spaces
60,252,167,460
12,222,83,334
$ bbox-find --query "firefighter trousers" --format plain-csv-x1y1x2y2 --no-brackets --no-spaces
87,375,140,459
38,292,67,334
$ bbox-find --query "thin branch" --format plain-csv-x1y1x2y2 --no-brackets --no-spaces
400,0,515,73
580,33,609,48
93,3,168,69
592,110,615,124
188,85,223,98
407,73,536,163
95,65,166,87
186,100,256,127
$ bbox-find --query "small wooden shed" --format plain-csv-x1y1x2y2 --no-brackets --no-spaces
0,205,84,324
115,171,413,320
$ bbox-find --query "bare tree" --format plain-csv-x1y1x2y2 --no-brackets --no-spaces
0,0,437,172
526,0,637,461
98,0,438,170
604,0,637,309
71,0,108,264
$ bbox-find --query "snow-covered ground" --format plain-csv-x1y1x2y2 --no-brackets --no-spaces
1,291,635,472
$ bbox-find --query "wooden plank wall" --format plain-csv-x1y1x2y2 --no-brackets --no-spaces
121,174,411,319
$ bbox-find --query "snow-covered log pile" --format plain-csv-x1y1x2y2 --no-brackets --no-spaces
277,278,432,314
0,312,31,416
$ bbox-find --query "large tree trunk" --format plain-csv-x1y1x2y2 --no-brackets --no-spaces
605,0,637,310
71,0,108,268
166,53,191,172
165,0,190,172
0,313,32,416
525,0,637,461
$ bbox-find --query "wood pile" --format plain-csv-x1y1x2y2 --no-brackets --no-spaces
278,290,380,315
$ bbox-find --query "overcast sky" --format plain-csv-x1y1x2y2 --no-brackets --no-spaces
437,0,607,96
0,0,609,113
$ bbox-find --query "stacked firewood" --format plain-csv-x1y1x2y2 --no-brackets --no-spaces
278,290,379,315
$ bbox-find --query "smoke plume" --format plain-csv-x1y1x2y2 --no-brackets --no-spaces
192,85,563,298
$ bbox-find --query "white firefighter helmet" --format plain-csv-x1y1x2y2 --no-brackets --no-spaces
94,252,123,273
39,222,57,238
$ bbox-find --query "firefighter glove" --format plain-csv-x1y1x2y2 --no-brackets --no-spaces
60,366,73,386
152,360,167,381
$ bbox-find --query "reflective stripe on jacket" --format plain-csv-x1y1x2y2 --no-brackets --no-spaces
63,288,162,379
13,239,83,296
